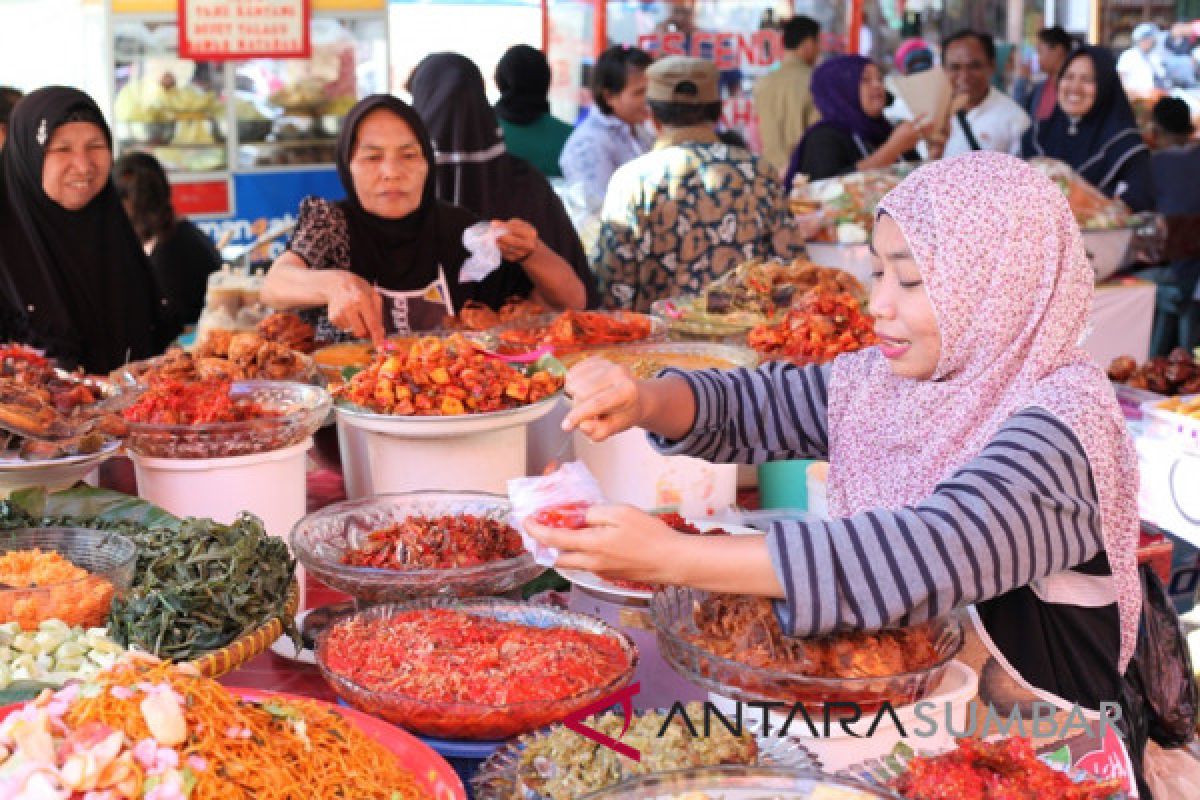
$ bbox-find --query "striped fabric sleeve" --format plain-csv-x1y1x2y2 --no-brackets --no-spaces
648,361,832,464
766,408,1105,636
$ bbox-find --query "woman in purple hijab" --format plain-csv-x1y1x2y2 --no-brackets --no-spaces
783,55,927,189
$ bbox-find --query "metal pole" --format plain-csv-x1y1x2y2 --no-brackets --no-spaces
595,0,607,58
542,0,550,55
848,0,863,53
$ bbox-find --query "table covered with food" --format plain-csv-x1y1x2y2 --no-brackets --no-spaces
0,269,1159,800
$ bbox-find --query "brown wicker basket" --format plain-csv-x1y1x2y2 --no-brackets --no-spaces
186,581,300,678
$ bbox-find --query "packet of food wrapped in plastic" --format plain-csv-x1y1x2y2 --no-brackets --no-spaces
508,461,606,566
461,221,504,282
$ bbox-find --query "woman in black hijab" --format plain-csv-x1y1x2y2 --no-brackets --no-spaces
1021,46,1154,212
262,94,589,344
408,52,597,309
494,44,573,178
0,87,170,372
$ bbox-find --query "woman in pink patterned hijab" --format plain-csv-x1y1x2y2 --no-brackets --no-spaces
828,151,1141,674
533,151,1146,787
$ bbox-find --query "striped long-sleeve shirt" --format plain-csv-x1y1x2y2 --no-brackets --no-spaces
652,361,1122,708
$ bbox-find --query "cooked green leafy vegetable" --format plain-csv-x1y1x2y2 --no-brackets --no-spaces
0,486,296,662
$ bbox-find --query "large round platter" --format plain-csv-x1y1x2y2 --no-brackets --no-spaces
0,439,120,473
649,297,767,339
0,686,468,800
315,597,639,740
558,519,760,603
472,715,818,800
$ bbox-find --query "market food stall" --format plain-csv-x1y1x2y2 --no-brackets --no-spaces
109,0,388,259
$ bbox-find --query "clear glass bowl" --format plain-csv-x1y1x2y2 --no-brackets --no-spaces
0,527,137,629
578,766,902,799
123,380,331,459
651,587,963,709
488,312,668,355
315,598,639,740
290,491,544,605
472,713,819,800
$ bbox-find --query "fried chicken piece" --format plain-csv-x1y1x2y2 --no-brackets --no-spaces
194,357,240,381
196,328,235,358
255,341,306,380
226,332,267,366
257,312,316,353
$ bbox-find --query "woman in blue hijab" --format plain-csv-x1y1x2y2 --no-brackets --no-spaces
782,55,925,189
1021,45,1155,212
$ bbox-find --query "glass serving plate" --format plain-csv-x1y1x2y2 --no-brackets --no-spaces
115,351,320,386
315,598,638,740
558,343,760,377
577,766,902,799
840,740,1129,800
651,587,963,709
290,491,544,605
0,527,137,629
122,380,330,459
650,297,774,339
488,312,668,355
472,713,818,800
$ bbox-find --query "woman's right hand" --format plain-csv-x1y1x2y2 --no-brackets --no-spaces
888,119,926,155
322,270,386,345
561,357,645,442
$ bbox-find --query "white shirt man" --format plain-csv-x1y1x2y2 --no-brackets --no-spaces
943,86,1031,158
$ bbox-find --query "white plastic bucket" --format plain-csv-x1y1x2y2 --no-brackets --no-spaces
336,416,370,500
131,438,312,608
708,660,978,772
573,427,737,516
131,438,311,537
357,425,528,495
526,397,573,475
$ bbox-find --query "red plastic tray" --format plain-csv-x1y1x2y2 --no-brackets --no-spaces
0,687,466,799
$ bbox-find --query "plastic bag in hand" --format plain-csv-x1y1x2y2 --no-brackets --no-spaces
1125,564,1199,748
508,461,606,567
461,221,503,283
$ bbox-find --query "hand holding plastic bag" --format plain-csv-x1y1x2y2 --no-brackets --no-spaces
460,221,504,283
508,462,606,567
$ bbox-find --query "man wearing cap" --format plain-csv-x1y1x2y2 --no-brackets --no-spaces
753,15,821,175
1117,23,1169,95
592,56,803,312
1149,96,1200,324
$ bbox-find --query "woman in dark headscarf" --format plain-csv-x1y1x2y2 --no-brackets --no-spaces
408,52,597,308
0,87,170,372
1021,46,1154,212
114,151,221,336
783,55,927,189
494,44,573,178
262,94,588,344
